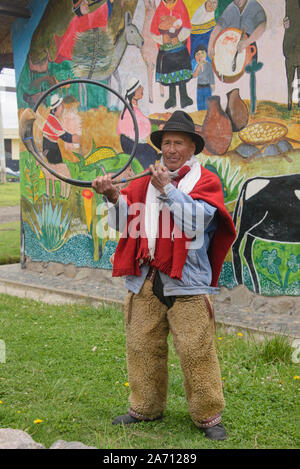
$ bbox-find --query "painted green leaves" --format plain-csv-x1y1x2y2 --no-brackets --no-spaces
260,249,300,292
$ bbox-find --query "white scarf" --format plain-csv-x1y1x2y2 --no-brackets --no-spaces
145,155,201,259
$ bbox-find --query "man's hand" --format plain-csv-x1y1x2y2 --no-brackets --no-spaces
149,164,171,195
92,175,119,204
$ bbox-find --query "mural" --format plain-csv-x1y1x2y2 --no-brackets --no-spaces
13,0,300,296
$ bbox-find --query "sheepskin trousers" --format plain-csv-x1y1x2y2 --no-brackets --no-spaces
123,279,225,427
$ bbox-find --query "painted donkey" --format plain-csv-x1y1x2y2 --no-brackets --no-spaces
73,11,144,96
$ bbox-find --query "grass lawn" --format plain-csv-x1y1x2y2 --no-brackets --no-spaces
0,183,20,207
0,221,20,264
0,294,299,449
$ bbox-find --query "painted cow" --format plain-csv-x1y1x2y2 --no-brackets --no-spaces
232,174,300,293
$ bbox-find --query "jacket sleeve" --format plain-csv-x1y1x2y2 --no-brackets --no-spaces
104,194,129,233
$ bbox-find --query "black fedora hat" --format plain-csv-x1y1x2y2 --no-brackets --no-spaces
150,111,205,155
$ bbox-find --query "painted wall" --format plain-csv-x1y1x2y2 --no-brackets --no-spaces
13,0,300,296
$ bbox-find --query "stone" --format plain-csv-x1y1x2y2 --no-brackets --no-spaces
46,262,65,277
26,260,44,274
214,287,232,304
268,299,295,315
0,428,45,449
49,439,97,449
230,285,254,308
91,268,114,284
252,295,268,312
75,268,93,281
64,263,78,279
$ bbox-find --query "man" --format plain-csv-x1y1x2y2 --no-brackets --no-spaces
208,0,266,60
92,111,236,441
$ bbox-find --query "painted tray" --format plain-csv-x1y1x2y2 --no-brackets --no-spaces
238,121,288,145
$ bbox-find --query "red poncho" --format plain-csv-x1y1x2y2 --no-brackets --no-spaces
112,167,236,287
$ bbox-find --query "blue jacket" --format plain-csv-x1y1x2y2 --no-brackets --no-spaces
105,182,219,296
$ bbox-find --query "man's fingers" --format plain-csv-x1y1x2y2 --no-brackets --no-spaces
157,165,167,174
152,163,165,173
149,164,157,175
92,175,113,194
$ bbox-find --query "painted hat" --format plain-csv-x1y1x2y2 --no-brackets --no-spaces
150,110,205,155
50,94,63,110
125,77,141,98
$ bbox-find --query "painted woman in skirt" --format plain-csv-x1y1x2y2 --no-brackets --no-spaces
150,0,194,110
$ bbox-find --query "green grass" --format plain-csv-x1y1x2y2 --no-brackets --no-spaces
0,294,299,449
0,221,20,264
0,183,20,207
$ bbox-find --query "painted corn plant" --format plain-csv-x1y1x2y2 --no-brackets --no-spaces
66,143,144,183
27,199,72,252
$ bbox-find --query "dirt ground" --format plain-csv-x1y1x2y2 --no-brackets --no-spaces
0,206,20,224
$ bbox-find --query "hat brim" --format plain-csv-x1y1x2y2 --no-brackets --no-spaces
150,129,205,155
50,97,63,110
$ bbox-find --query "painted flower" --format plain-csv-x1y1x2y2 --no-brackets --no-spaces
260,249,281,275
287,254,300,273
82,189,94,232
82,189,94,200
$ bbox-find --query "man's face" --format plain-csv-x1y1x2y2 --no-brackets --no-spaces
161,132,195,171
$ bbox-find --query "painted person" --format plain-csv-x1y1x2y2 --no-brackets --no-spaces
208,0,266,61
42,94,80,165
190,0,218,61
92,111,236,440
150,0,193,109
117,77,158,169
55,0,114,63
192,44,215,110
